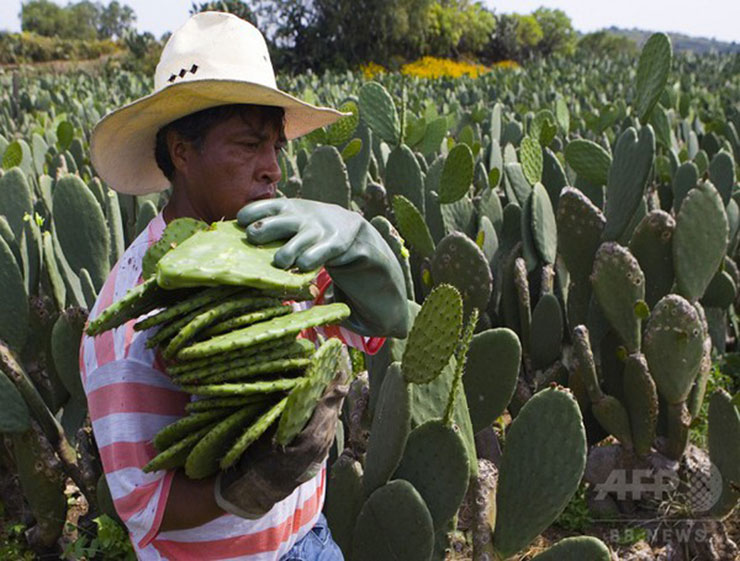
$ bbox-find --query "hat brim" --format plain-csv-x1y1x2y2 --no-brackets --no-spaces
90,79,346,195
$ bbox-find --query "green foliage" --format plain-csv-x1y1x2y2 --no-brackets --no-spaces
532,7,577,56
21,0,136,41
578,30,638,57
424,0,496,57
190,1,258,25
62,516,135,561
555,482,592,532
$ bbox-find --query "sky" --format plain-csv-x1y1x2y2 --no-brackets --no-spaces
0,0,738,44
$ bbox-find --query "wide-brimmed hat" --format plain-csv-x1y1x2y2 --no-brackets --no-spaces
91,12,345,195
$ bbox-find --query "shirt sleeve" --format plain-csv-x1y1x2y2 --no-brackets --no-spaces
296,269,386,355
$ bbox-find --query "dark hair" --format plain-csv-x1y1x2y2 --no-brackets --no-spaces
154,104,285,180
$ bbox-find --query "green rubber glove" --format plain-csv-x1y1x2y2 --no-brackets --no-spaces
237,199,409,338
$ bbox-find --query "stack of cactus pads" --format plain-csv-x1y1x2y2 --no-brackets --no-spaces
86,218,352,479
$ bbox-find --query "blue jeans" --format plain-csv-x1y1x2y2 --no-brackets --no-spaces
280,514,344,561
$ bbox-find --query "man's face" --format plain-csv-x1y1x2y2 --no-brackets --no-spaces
176,108,285,222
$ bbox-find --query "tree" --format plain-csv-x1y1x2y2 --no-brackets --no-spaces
424,0,496,58
532,7,576,56
20,0,67,38
20,0,137,40
68,1,101,41
190,1,258,26
99,1,136,39
578,31,638,57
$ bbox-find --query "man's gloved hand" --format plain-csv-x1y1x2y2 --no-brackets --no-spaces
237,199,409,338
215,377,349,519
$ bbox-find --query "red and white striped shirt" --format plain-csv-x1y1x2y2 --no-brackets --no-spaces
80,213,383,560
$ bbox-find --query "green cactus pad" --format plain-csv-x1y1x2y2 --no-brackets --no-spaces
385,144,425,213
392,194,435,259
204,304,291,336
363,362,411,496
85,277,165,336
592,394,633,448
156,220,319,292
708,389,740,518
709,151,735,206
176,303,350,360
0,168,34,240
672,161,699,213
220,396,288,469
591,242,646,353
185,402,268,479
556,187,606,280
51,309,87,401
492,387,587,559
0,370,30,432
530,536,612,561
181,377,302,397
347,121,372,196
504,162,532,206
622,353,658,457
564,139,612,185
531,182,557,265
394,420,470,530
431,232,492,317
358,81,400,145
635,32,672,122
629,210,675,308
163,295,281,358
11,429,67,547
167,335,297,375
324,454,364,556
572,325,603,403
145,307,204,349
185,394,272,413
701,270,736,308
643,294,704,404
520,135,543,185
463,328,520,433
664,401,691,460
153,409,233,452
181,358,310,386
135,286,242,331
370,215,415,300
301,146,352,209
144,423,216,473
401,284,462,384
673,181,728,302
53,174,110,291
275,338,344,446
603,126,655,241
327,100,359,145
351,480,434,561
530,293,563,370
0,235,28,352
142,217,208,280
173,340,313,383
439,144,474,204
440,195,476,238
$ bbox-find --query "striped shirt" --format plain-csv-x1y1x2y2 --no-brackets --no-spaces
80,213,383,560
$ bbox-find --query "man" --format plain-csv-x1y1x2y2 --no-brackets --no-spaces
82,12,408,560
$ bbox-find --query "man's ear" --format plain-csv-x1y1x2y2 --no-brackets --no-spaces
167,129,191,175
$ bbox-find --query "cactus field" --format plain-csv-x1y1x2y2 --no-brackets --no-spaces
1,33,740,560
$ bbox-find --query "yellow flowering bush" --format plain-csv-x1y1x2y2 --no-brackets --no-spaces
494,60,521,70
360,61,386,80
400,56,489,79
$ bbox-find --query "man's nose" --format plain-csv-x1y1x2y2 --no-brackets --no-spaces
257,145,282,185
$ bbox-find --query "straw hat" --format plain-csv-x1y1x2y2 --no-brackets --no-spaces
91,12,345,195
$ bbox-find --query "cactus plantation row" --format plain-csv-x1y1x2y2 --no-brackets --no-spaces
1,32,739,559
